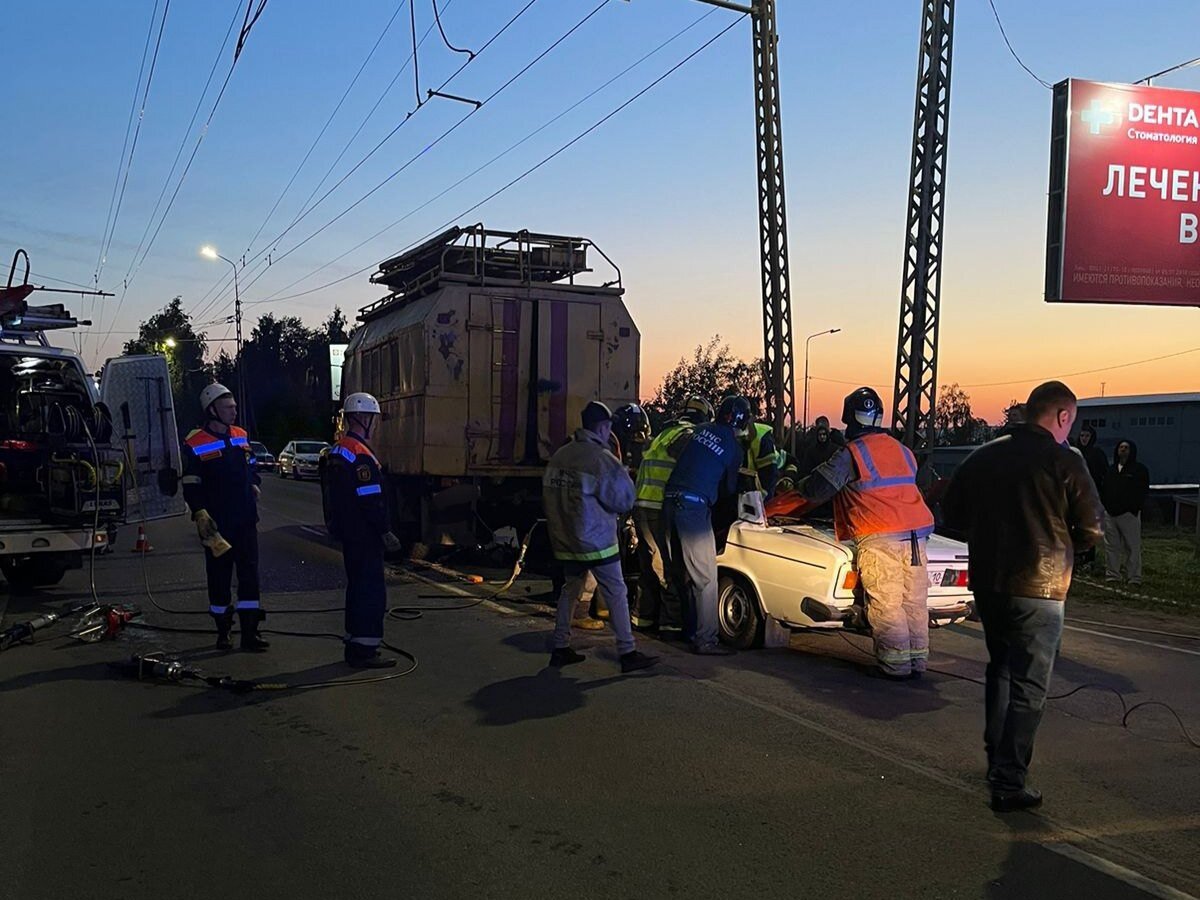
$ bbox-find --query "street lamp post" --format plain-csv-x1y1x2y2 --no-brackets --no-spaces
802,327,842,435
200,246,246,421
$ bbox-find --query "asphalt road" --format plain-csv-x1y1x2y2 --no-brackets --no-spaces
2,474,1198,900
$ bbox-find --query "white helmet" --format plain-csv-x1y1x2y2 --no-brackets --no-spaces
200,383,233,411
343,392,381,415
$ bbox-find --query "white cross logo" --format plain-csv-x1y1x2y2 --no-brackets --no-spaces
1081,98,1117,135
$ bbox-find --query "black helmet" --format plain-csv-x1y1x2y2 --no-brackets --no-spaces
842,387,885,430
680,395,714,424
612,403,652,446
716,395,752,434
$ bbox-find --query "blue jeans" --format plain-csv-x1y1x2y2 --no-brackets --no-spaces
662,497,718,648
974,592,1065,793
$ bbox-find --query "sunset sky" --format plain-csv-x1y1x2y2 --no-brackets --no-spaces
5,0,1199,424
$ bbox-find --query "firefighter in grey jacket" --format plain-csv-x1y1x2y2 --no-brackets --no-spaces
542,401,658,674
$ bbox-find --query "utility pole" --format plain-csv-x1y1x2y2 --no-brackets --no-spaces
201,246,248,424
892,0,955,450
690,0,794,443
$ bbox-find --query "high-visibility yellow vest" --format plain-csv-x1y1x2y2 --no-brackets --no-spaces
748,423,785,471
634,421,693,509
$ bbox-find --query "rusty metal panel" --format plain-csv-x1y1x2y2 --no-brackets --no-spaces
599,302,640,409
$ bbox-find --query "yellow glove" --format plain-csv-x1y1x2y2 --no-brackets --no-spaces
194,510,232,558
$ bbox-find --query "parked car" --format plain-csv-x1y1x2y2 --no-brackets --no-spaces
249,441,276,472
715,497,974,650
277,440,329,480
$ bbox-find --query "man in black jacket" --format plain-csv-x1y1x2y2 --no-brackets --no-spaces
943,381,1104,813
1101,439,1150,585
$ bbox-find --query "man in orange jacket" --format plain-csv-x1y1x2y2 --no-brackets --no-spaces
795,387,935,680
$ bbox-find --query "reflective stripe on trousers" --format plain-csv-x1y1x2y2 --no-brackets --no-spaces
858,538,929,676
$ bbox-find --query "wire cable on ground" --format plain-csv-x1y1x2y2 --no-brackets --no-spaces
237,9,743,310
834,630,1199,749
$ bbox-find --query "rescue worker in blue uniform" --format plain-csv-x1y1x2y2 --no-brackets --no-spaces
661,395,751,655
321,392,399,669
181,383,268,652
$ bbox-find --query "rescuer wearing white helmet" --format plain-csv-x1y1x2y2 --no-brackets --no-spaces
180,382,269,651
321,391,399,668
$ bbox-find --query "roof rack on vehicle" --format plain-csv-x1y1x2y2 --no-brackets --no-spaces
359,224,622,322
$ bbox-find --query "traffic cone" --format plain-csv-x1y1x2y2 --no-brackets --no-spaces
131,525,154,553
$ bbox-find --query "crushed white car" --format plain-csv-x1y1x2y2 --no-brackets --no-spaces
715,496,974,649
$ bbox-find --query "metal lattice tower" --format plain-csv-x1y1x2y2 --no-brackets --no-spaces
892,0,954,449
751,0,794,441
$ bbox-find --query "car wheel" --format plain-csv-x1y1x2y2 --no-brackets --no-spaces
717,572,765,650
1,556,69,591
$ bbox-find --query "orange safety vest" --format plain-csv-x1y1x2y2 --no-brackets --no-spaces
832,433,934,541
330,435,379,466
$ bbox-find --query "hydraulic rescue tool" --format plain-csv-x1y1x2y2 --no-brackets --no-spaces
0,612,61,651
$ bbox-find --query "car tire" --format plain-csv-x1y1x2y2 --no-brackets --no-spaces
1,556,69,591
717,572,765,650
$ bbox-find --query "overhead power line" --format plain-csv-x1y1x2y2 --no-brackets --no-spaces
248,7,723,308
986,0,1052,90
205,0,599,319
90,0,269,364
93,0,169,287
246,12,746,312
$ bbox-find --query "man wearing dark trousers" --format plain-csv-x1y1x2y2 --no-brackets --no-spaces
322,392,400,669
1101,439,1150,585
944,381,1104,812
182,383,269,652
661,395,750,656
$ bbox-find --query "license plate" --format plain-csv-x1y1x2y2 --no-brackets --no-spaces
928,569,944,587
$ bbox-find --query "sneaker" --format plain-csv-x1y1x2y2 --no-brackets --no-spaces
620,650,659,673
692,642,736,656
549,647,586,667
990,788,1043,813
571,617,605,632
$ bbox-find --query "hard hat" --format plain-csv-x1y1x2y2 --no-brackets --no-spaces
842,386,885,429
199,383,233,411
343,392,381,415
612,403,652,445
717,396,752,434
681,395,714,424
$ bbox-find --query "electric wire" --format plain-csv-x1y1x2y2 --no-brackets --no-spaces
207,0,555,314
89,5,246,362
238,0,410,260
986,0,1052,90
246,6,722,308
834,630,1199,749
432,0,473,58
242,11,743,310
190,0,465,323
93,0,166,287
410,0,422,107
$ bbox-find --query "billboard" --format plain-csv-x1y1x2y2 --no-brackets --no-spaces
329,343,348,401
1046,78,1200,306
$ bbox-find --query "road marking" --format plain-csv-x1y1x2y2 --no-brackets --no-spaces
1064,624,1200,658
1045,843,1198,900
395,567,524,618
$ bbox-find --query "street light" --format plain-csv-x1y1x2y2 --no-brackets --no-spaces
199,244,247,423
164,337,176,349
802,327,842,434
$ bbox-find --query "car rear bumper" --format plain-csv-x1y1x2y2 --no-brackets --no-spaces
800,596,975,629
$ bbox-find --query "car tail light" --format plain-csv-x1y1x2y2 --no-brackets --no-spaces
0,439,39,451
942,569,969,587
841,571,859,591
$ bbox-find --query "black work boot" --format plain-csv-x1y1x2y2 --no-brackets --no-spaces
213,610,234,651
238,609,270,652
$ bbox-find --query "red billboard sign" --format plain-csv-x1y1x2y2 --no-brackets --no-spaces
1046,79,1200,306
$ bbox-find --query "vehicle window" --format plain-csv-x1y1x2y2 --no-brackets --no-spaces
249,442,269,455
295,442,327,454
